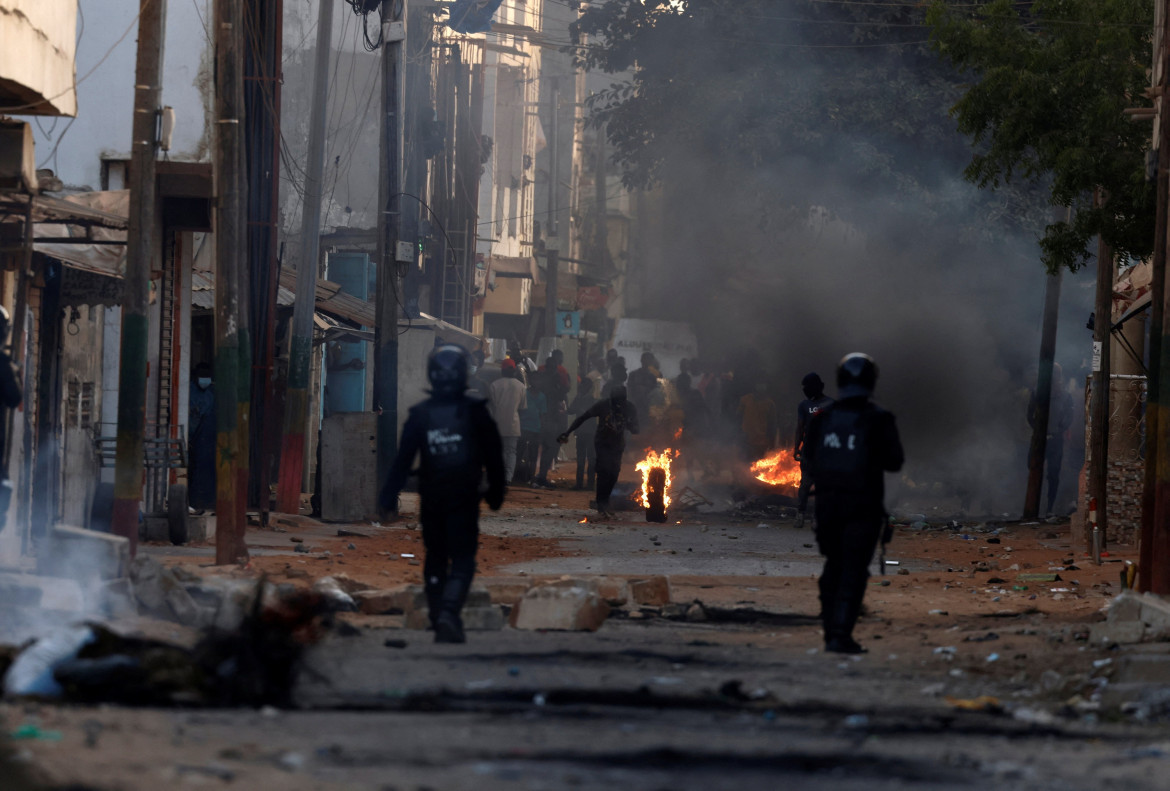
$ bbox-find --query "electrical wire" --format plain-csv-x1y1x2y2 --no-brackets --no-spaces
7,0,148,115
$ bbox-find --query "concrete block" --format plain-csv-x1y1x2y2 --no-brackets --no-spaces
511,580,610,632
405,608,431,630
1139,593,1170,638
129,557,205,625
354,589,409,615
467,585,492,608
480,577,531,605
101,578,138,619
1089,620,1145,646
1106,591,1144,623
326,573,376,595
40,524,130,581
628,575,672,607
463,605,506,631
597,577,628,606
1115,653,1170,684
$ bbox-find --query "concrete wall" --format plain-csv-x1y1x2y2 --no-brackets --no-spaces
0,0,78,117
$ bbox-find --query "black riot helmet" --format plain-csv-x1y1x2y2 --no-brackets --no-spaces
837,353,878,399
428,344,470,397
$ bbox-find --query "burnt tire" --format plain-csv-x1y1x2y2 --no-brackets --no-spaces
168,483,189,545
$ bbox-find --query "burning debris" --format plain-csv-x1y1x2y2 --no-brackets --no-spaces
635,448,678,523
750,448,802,489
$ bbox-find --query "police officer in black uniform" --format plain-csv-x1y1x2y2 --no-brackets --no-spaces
380,344,506,643
794,372,833,529
804,353,903,654
558,385,640,518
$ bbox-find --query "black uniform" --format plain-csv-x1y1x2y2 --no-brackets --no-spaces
563,396,640,512
0,350,21,532
380,393,505,632
804,397,903,648
795,393,834,515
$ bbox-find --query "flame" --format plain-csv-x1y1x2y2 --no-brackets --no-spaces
635,447,677,509
579,517,588,523
750,448,802,487
673,427,683,441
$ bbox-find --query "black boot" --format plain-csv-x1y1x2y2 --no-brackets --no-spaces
424,574,444,632
825,598,866,654
435,563,472,644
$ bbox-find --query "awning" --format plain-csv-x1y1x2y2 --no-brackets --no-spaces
192,270,295,311
31,191,129,278
277,268,375,327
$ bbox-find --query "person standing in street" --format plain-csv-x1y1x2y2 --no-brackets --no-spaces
380,345,506,644
558,385,640,518
568,376,598,490
794,372,834,529
0,307,22,532
488,359,526,482
515,374,546,484
187,362,217,513
804,353,903,655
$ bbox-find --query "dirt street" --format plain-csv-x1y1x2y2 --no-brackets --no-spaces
3,470,1169,790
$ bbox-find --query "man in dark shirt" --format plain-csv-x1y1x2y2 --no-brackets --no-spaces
794,372,834,529
804,354,903,655
558,385,640,518
0,306,21,533
380,345,506,643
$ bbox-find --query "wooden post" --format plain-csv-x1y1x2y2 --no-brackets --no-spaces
112,0,167,554
214,0,248,563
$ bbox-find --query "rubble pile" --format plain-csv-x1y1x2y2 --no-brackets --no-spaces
1089,590,1170,645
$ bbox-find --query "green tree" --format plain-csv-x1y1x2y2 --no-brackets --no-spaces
926,0,1154,270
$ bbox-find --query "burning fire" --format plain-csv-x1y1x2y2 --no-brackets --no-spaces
750,448,802,488
673,427,683,441
635,448,677,509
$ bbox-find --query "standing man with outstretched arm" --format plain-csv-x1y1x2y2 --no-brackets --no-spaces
804,354,903,655
558,385,639,518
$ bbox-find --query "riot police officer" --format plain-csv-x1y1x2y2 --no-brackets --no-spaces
804,353,903,654
380,344,506,643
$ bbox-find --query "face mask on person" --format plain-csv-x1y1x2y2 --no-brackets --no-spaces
197,377,212,389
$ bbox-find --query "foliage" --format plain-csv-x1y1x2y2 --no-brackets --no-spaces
927,0,1154,270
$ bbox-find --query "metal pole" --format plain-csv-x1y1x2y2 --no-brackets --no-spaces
276,0,332,514
214,0,247,563
545,248,559,339
112,0,167,554
548,80,559,238
1023,266,1062,518
1089,208,1112,554
375,0,404,506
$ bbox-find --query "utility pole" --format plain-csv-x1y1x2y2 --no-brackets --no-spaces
1089,208,1112,556
543,80,560,341
1024,267,1062,519
276,0,332,515
544,248,559,338
111,0,167,554
375,0,405,505
1143,3,1170,594
214,0,248,563
594,125,607,271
